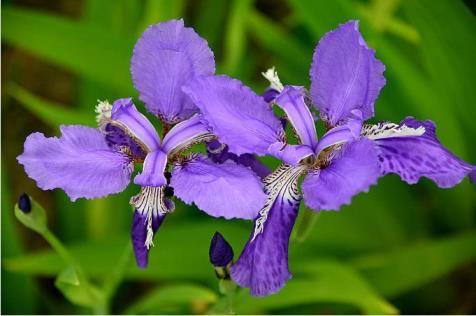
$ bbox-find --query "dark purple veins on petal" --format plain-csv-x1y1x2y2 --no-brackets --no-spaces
131,210,165,268
371,117,475,188
104,124,146,158
231,165,304,296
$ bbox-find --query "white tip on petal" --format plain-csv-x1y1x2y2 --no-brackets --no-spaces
95,99,112,124
262,67,284,92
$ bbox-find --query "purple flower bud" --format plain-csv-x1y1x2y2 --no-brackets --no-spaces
18,193,31,213
209,232,234,267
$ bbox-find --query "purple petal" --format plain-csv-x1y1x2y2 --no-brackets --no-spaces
206,139,231,164
131,209,165,268
104,123,146,158
17,125,132,201
234,154,271,178
268,143,314,166
275,86,318,150
366,117,475,188
315,111,363,154
182,75,285,156
134,150,168,187
131,19,215,123
171,154,267,219
206,140,271,178
310,20,386,125
162,114,213,156
262,88,280,103
302,138,380,211
231,165,304,296
110,98,161,152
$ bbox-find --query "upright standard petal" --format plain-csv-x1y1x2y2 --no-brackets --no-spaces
162,114,214,156
310,21,386,125
17,125,132,201
231,165,305,296
171,154,267,219
131,19,215,123
131,209,165,268
110,98,161,152
183,75,285,156
302,138,380,211
363,118,476,188
275,86,318,150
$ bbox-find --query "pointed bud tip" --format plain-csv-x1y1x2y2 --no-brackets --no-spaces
18,193,31,213
209,231,234,267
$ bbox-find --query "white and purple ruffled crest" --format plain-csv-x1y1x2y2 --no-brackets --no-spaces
187,20,475,296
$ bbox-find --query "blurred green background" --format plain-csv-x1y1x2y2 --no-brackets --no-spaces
2,0,476,314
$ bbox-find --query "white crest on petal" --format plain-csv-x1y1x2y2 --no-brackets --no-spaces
362,122,425,140
262,67,284,92
130,186,174,249
251,164,306,242
95,99,112,125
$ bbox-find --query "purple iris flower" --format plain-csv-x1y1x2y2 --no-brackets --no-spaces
17,19,267,269
182,20,476,296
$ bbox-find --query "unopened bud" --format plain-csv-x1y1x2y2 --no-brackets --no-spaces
209,232,234,279
18,193,31,213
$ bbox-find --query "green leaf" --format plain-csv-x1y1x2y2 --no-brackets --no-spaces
229,259,397,314
194,0,228,53
3,220,250,281
292,205,321,242
402,0,476,136
352,231,476,298
137,0,186,34
125,283,218,314
1,164,37,314
7,83,94,127
2,6,133,94
84,0,141,36
222,0,253,76
353,232,476,297
287,0,353,38
55,266,100,307
14,196,47,234
246,10,310,83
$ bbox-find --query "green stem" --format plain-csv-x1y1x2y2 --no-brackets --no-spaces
292,207,321,243
102,243,132,300
209,279,237,314
42,229,83,274
225,290,235,315
42,229,104,314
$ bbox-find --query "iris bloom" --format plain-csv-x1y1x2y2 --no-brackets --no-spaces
182,21,476,295
17,19,266,268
